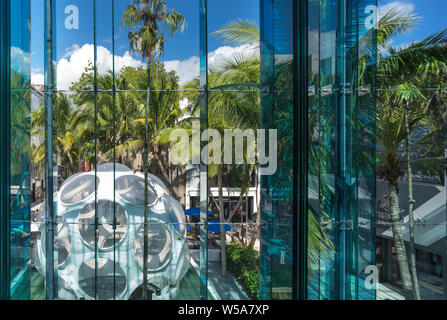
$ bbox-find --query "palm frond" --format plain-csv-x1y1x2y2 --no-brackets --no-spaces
377,6,419,47
211,19,260,46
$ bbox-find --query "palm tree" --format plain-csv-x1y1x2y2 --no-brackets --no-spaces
213,9,447,297
211,19,260,47
118,63,185,200
212,19,336,275
121,0,185,187
69,60,184,298
211,30,260,276
122,0,185,63
11,71,32,209
32,93,79,178
122,3,185,298
178,53,261,276
376,86,447,296
376,6,447,296
71,70,143,165
70,62,185,193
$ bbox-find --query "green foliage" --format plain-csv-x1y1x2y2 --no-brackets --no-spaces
373,5,447,290
31,92,79,176
213,18,335,276
122,0,185,60
376,9,447,184
377,6,419,50
211,19,260,46
11,71,32,181
226,242,260,299
31,62,183,174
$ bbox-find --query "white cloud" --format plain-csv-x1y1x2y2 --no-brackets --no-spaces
31,43,258,89
11,46,31,75
165,44,258,86
163,55,199,86
31,73,44,85
56,44,144,90
208,44,258,70
11,46,47,88
377,1,417,53
379,1,416,20
62,44,80,59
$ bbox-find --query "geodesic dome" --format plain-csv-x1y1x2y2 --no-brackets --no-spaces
33,163,190,300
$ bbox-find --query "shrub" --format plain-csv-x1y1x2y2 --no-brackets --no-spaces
226,242,260,299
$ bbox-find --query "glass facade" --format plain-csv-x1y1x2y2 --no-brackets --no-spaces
5,0,32,300
373,0,447,300
306,0,377,300
1,0,447,301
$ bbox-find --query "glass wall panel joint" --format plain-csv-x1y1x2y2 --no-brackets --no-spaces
0,0,11,301
199,0,208,301
44,0,56,300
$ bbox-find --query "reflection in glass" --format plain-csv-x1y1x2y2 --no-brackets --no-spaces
60,175,97,205
116,175,157,206
41,223,72,267
9,0,32,300
57,277,77,300
171,243,191,287
78,258,126,300
97,163,132,172
163,194,187,236
133,223,172,271
78,200,128,250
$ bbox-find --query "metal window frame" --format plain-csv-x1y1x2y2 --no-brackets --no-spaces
0,0,11,301
293,0,309,301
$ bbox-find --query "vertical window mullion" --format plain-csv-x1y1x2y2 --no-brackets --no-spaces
93,0,98,301
199,0,209,301
44,0,56,300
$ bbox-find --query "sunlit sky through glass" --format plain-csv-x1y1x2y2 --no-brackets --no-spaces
30,0,259,88
380,0,447,48
29,1,446,88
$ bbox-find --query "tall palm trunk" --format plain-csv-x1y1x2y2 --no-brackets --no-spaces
404,107,421,299
244,192,248,246
388,181,412,290
218,170,227,276
153,143,181,201
227,172,233,241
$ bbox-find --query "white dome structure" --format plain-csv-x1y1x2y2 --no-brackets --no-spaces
33,163,190,300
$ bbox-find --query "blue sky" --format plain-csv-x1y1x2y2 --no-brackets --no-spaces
30,0,259,87
381,0,447,47
29,0,447,88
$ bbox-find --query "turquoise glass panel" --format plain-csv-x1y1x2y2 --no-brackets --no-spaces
375,0,447,300
10,0,32,300
307,0,377,300
259,0,294,300
1,0,386,301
